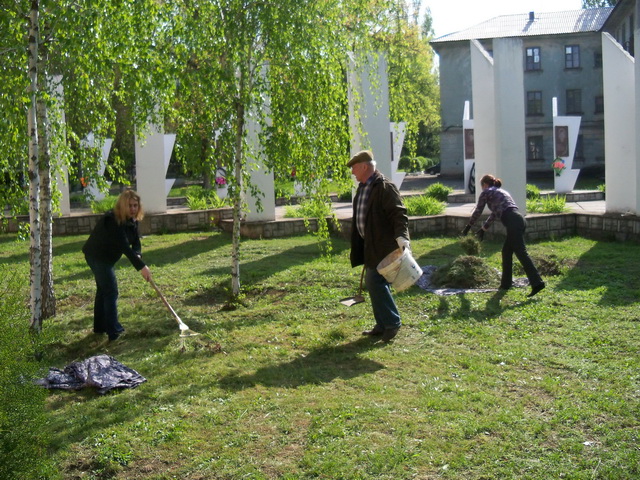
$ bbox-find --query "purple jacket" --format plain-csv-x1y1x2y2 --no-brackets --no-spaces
468,186,518,230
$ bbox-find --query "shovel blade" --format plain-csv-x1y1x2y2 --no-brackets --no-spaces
339,294,365,307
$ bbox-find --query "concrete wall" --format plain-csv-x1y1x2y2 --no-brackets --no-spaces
9,206,637,243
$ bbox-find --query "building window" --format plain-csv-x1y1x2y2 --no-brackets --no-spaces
595,95,604,114
566,89,582,114
594,52,602,69
527,136,544,161
526,91,543,116
525,47,541,71
565,45,580,68
575,135,584,160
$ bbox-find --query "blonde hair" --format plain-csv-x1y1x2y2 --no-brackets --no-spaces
113,190,144,224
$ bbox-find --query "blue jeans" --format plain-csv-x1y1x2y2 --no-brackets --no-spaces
85,255,124,340
365,267,401,330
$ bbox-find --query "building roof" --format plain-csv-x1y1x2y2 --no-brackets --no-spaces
431,7,614,45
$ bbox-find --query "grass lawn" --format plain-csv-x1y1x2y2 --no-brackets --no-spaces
1,231,639,479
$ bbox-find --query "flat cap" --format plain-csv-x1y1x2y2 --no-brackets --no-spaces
347,150,374,168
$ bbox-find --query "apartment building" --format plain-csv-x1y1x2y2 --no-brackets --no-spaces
431,7,615,177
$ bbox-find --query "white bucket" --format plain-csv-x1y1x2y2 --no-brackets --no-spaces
377,248,423,292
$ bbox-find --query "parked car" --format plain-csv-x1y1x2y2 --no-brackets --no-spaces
425,162,440,175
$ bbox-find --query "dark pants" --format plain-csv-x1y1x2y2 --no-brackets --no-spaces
365,267,401,330
500,210,543,289
85,255,124,340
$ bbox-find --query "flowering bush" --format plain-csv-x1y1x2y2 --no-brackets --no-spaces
551,158,566,177
215,176,227,187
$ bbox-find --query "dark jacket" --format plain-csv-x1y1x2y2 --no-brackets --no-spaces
82,211,146,270
350,171,409,269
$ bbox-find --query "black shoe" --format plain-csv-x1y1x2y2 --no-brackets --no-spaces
362,325,384,336
108,332,124,342
527,282,545,297
381,327,400,342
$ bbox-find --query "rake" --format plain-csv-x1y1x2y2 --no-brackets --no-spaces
149,278,199,337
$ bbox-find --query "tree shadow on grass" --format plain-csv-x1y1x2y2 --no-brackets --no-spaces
143,233,231,267
183,242,350,307
219,337,385,391
0,244,29,265
553,240,640,306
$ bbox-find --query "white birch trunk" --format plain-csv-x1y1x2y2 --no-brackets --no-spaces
28,1,43,331
231,98,245,296
37,49,56,319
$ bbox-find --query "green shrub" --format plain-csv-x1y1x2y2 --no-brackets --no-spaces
0,268,51,479
526,184,540,199
185,186,226,210
398,156,425,173
424,182,453,202
423,157,438,169
337,189,352,202
90,195,118,214
69,192,86,204
597,184,606,193
527,194,568,213
404,195,446,216
283,199,333,219
398,156,412,171
168,185,199,197
274,180,294,198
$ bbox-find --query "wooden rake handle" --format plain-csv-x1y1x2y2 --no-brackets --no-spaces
357,265,365,295
149,278,183,325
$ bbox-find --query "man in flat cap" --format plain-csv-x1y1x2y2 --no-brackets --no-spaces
348,149,410,342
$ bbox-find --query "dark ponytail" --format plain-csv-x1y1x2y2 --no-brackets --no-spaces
480,174,502,188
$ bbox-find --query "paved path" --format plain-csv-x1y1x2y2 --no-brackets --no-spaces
276,173,606,221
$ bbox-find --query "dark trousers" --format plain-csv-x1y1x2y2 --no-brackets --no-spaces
500,210,543,288
365,267,401,329
85,255,124,340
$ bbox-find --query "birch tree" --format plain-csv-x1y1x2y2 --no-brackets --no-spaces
27,0,42,330
174,0,395,296
0,0,177,330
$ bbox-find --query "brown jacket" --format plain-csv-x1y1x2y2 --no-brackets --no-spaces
350,171,409,269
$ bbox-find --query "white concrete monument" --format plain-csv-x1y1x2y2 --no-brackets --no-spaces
470,38,527,212
50,75,71,216
244,106,276,222
134,121,176,214
390,122,406,188
81,133,113,202
348,53,404,189
462,100,475,194
551,98,581,194
602,32,638,214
